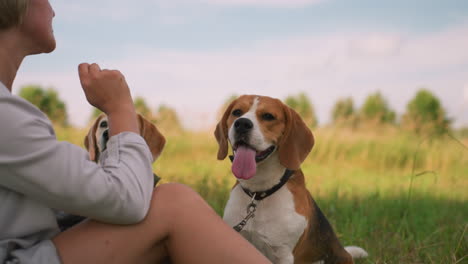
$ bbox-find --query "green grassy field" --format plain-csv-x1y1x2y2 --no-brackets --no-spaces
57,125,467,264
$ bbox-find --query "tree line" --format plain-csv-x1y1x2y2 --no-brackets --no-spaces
90,96,183,133
18,85,182,133
286,90,451,136
222,90,456,137
18,85,464,137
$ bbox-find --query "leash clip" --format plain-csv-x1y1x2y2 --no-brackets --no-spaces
247,193,257,212
233,193,258,232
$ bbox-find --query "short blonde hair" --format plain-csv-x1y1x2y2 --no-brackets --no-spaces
0,0,29,30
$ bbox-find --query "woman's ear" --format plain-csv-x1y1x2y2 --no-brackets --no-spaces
137,114,166,163
278,105,314,170
84,114,103,162
214,100,236,160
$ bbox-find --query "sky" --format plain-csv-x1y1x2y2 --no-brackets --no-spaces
14,0,468,130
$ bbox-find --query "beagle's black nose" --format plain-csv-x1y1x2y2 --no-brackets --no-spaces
234,118,253,134
103,129,109,142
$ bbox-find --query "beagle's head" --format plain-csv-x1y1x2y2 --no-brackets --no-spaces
84,113,166,163
215,95,314,180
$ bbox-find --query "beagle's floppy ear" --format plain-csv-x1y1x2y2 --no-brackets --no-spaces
84,114,104,162
214,100,236,160
278,105,314,170
137,114,166,163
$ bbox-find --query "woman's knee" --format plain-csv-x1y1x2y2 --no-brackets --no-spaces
152,183,200,202
149,183,210,218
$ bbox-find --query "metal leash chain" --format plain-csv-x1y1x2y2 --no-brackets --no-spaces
233,193,258,232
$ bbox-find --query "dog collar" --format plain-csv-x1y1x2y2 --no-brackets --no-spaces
230,154,294,201
241,169,294,201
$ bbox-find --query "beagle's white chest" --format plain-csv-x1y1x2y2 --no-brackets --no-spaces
223,185,307,263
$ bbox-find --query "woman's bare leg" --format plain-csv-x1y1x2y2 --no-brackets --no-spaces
53,183,270,264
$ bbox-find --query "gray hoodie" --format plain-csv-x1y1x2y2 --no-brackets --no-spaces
0,82,154,263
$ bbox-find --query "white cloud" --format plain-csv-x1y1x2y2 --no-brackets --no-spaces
347,33,403,58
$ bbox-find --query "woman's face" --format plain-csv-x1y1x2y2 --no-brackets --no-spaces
20,0,56,54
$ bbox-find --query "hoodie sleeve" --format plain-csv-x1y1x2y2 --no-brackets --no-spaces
0,93,154,224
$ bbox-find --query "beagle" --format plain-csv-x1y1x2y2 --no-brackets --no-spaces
56,113,165,231
215,95,367,264
84,113,166,163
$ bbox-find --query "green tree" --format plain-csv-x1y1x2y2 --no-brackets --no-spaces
155,104,183,132
332,97,355,122
134,96,152,119
89,96,153,122
360,92,395,124
90,108,102,120
19,85,68,126
284,92,318,128
401,89,450,135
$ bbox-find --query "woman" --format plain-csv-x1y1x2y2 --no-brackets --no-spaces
0,0,271,263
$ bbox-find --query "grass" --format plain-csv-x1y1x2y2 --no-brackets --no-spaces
56,125,468,263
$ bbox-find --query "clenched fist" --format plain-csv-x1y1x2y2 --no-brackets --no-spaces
78,63,138,136
78,63,133,114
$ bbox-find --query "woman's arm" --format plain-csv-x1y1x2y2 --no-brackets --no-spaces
0,94,154,224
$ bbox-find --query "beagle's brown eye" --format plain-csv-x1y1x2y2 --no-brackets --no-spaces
100,121,108,128
232,109,242,117
262,113,275,121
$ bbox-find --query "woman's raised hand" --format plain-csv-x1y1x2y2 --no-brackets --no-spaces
78,63,134,115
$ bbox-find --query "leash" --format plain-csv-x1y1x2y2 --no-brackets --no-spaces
228,155,295,232
233,193,258,232
232,169,295,232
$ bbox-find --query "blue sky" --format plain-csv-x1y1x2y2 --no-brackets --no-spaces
15,0,468,130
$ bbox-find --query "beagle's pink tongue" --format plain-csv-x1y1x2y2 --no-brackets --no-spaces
232,146,256,180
